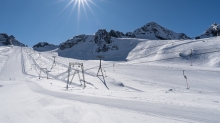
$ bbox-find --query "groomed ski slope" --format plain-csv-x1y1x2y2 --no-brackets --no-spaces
1,37,220,123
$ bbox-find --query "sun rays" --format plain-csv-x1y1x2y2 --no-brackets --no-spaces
63,0,97,20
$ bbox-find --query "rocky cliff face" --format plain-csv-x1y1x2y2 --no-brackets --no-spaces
33,42,58,51
93,29,118,52
59,34,88,50
59,30,119,53
196,23,220,39
33,42,56,48
0,33,25,46
109,30,125,38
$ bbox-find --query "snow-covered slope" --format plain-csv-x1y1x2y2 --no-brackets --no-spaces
33,42,58,51
1,36,220,122
58,35,139,60
196,23,220,39
59,35,220,67
58,31,131,60
0,33,25,46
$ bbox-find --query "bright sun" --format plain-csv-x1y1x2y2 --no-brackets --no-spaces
61,0,98,21
57,0,102,28
65,0,96,15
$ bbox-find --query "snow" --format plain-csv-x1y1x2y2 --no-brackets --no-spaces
1,36,220,123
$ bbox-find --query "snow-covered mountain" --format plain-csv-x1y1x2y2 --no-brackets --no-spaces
109,30,126,38
33,42,58,51
59,30,120,58
131,22,190,40
108,22,190,40
0,33,25,46
196,23,220,39
58,22,190,56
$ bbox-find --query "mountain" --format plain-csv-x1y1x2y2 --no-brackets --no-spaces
195,23,220,39
58,22,190,53
33,42,58,51
0,33,25,46
59,30,120,55
101,22,190,40
109,30,126,38
131,22,190,40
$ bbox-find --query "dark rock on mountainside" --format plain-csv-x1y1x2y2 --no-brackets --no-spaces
59,34,88,50
33,42,58,51
125,32,136,38
33,42,49,48
195,23,220,39
33,42,55,48
0,33,25,46
94,29,119,52
59,30,119,53
109,30,125,38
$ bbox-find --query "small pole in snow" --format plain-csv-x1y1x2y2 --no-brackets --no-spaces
39,69,41,79
190,49,193,66
183,70,190,89
52,56,56,66
113,62,115,71
38,53,41,58
45,69,48,79
66,66,70,90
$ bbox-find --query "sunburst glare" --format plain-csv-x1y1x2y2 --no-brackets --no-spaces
63,0,99,21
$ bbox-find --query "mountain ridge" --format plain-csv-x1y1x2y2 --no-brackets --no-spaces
196,23,220,39
0,33,25,46
57,22,191,52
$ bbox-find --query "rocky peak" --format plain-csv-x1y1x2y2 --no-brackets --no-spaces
0,33,25,46
33,42,50,48
94,29,112,45
125,32,136,38
59,34,88,50
109,30,125,38
205,23,220,36
196,23,220,39
132,22,190,40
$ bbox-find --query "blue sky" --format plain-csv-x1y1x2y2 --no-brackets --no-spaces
0,0,220,46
